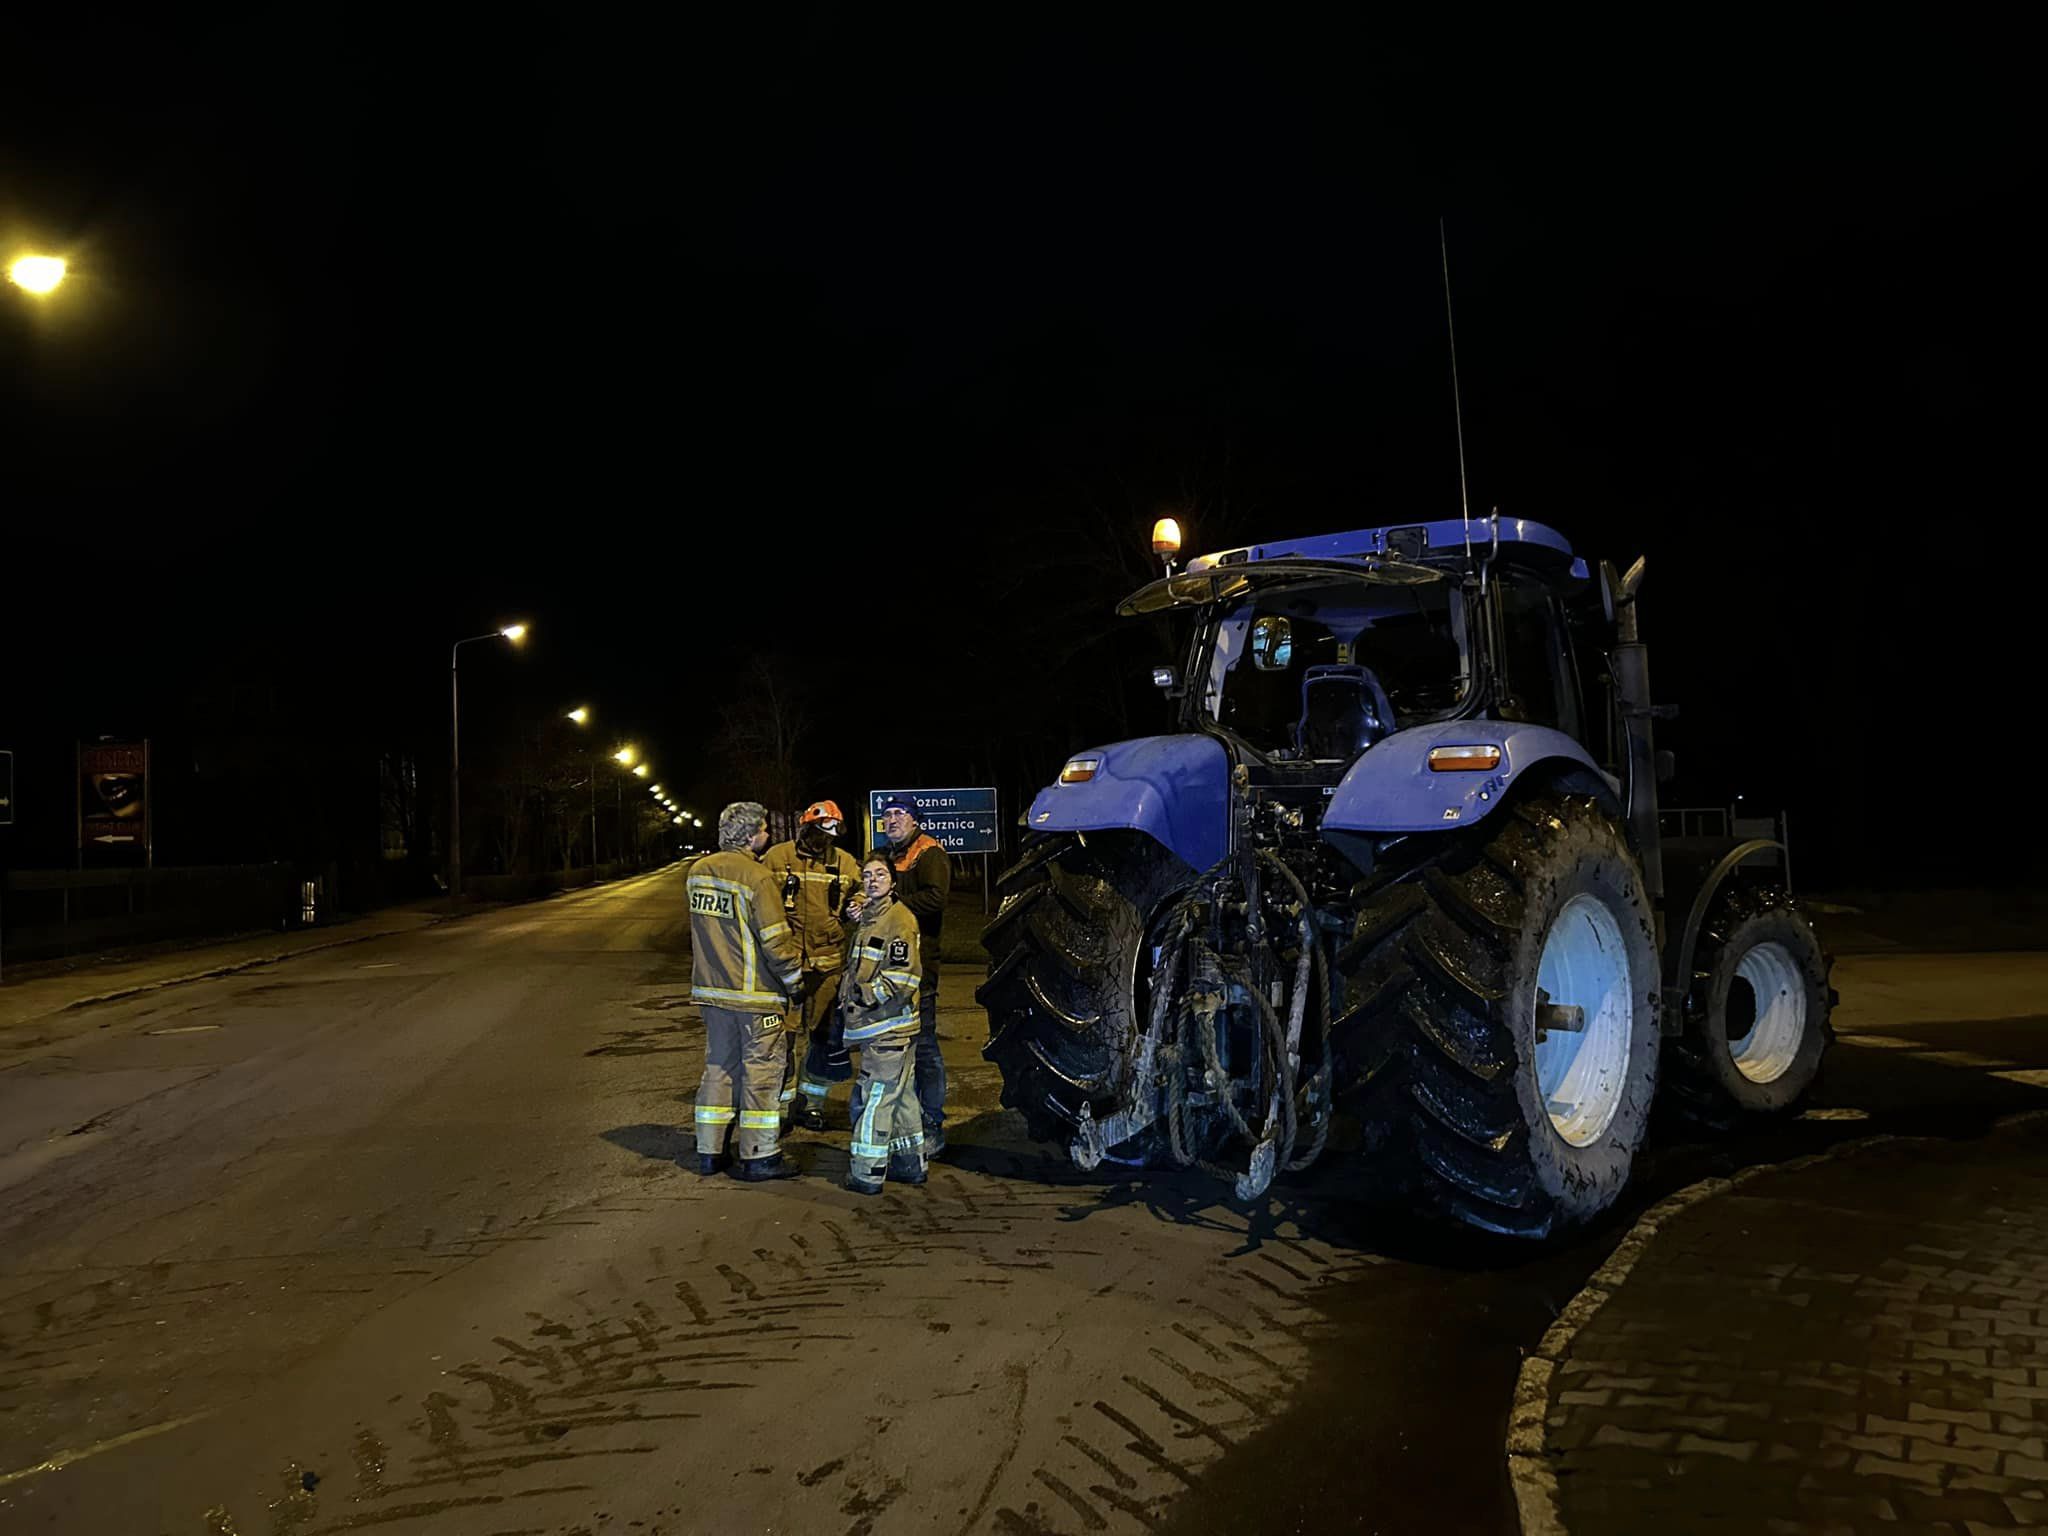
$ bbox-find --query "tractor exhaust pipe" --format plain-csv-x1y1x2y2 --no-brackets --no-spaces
1605,557,1665,902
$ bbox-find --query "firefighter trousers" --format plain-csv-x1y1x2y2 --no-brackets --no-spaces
785,970,841,1108
694,1006,786,1161
848,1032,924,1186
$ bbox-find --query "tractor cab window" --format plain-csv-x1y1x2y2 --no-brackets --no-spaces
1205,581,1470,759
1493,574,1582,737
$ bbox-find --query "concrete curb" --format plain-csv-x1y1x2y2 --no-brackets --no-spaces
1506,1105,2048,1535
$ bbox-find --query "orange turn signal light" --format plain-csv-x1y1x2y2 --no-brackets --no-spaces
1059,757,1102,785
1427,745,1502,772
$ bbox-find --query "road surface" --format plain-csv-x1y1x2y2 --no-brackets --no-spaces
0,866,2041,1534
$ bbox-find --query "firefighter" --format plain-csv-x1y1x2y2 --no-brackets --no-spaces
877,794,952,1152
840,851,925,1194
765,800,860,1130
687,801,805,1181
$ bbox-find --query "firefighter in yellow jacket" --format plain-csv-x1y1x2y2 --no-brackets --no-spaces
763,800,860,1130
688,801,805,1181
839,851,926,1194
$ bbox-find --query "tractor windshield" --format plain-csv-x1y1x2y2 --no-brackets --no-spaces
1199,579,1471,759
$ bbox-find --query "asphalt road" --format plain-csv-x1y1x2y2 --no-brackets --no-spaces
0,866,2042,1535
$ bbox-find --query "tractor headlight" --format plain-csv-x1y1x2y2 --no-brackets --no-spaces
1059,757,1102,785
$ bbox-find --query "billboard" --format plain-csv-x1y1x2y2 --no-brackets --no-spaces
79,740,150,861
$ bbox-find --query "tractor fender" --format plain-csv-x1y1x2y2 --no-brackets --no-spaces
1666,838,1787,1004
1322,721,1617,835
1024,734,1227,873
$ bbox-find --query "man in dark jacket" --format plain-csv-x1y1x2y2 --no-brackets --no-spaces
877,795,952,1152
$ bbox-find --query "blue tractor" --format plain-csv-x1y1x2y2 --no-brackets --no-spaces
978,517,1832,1235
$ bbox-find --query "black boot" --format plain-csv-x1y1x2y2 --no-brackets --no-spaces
791,1097,828,1132
695,1153,726,1178
888,1155,928,1187
729,1153,802,1183
844,1174,884,1197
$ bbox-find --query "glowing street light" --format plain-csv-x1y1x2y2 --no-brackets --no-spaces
7,255,66,295
649,785,664,797
632,764,649,779
500,622,529,644
613,745,637,767
565,705,590,726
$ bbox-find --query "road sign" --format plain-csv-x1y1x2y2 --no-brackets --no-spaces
867,787,999,855
0,750,12,826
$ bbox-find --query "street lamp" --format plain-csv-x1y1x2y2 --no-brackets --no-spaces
633,763,649,778
449,622,530,900
566,705,597,866
6,255,66,295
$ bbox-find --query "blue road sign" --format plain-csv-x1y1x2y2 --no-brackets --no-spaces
868,787,999,855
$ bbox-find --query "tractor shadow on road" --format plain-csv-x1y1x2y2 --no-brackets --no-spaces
947,1025,2048,1270
940,1110,1538,1270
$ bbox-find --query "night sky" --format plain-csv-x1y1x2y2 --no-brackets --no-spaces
2,11,2038,889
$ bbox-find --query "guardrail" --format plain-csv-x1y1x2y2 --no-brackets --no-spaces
2,863,307,962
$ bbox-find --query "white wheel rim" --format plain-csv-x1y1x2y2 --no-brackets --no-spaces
1728,940,1806,1085
1534,893,1636,1148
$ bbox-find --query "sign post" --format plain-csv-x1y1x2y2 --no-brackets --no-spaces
867,787,1000,912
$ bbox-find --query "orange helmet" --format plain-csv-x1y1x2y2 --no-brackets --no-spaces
801,800,846,830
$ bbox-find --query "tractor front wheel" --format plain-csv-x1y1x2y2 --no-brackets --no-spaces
1664,884,1832,1127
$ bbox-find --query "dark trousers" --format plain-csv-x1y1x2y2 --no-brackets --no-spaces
913,968,945,1131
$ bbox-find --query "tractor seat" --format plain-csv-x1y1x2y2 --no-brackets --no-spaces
1295,664,1396,761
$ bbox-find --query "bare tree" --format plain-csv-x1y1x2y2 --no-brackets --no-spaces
713,655,811,839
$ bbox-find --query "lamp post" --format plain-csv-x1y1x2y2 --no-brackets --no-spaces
612,746,641,869
450,623,527,900
566,706,596,867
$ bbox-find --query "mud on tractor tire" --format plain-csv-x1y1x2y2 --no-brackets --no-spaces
1337,793,1661,1238
978,833,1190,1151
1663,883,1832,1129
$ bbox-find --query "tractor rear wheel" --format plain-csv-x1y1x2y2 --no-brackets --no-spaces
1336,793,1661,1237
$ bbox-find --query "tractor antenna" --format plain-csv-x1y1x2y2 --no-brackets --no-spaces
1439,218,1473,563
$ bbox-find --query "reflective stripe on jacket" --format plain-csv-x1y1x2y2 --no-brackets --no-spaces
688,850,804,1011
838,899,921,1042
